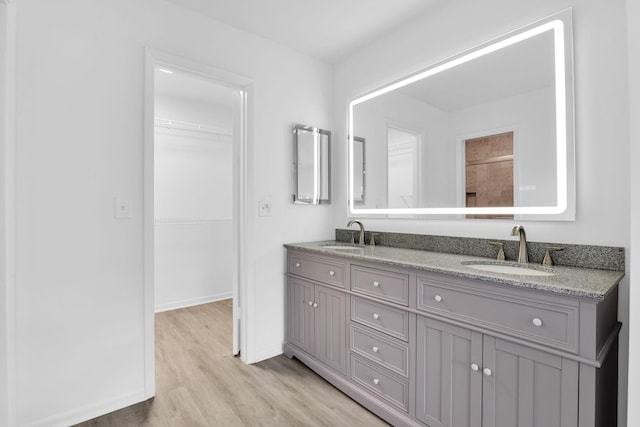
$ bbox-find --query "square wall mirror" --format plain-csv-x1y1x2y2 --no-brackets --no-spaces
293,124,331,204
348,9,575,220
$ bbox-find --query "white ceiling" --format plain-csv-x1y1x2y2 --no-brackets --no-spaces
163,0,444,63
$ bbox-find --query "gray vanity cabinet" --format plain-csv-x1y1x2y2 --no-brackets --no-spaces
286,252,347,375
315,284,347,373
416,317,483,427
481,336,578,427
287,276,346,374
284,247,620,427
416,317,579,427
287,277,315,356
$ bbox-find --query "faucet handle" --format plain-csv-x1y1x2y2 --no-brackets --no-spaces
488,241,505,261
370,233,380,246
542,246,564,266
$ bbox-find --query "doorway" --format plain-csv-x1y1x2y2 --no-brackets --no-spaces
464,131,514,219
143,49,250,399
153,69,235,313
387,126,420,208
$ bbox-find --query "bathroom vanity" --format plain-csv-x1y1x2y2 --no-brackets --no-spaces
283,241,623,427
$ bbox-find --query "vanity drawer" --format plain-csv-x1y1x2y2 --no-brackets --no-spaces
417,274,579,352
351,354,409,412
350,323,409,377
351,265,409,305
289,252,345,288
351,297,409,341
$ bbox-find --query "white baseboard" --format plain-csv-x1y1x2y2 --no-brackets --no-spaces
154,292,232,313
21,389,146,427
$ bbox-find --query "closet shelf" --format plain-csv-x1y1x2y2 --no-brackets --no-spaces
154,117,232,136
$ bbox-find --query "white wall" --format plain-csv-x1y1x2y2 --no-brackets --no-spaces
11,0,333,425
0,2,16,426
0,3,8,423
334,0,630,425
627,0,639,425
154,94,234,311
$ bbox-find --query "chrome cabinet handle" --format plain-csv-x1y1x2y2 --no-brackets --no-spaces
434,295,443,302
308,301,313,306
313,303,318,308
372,346,379,353
329,270,335,276
372,378,380,385
373,281,380,287
471,363,479,371
372,313,380,320
483,368,492,376
532,317,543,327
295,262,301,268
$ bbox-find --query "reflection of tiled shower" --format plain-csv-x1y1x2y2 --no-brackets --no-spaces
465,131,514,219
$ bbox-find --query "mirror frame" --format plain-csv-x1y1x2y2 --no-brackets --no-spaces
293,124,331,204
347,9,575,219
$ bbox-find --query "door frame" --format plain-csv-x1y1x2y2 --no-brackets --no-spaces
143,48,252,398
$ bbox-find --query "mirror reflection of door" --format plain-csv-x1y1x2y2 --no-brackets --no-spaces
388,127,420,208
465,131,514,219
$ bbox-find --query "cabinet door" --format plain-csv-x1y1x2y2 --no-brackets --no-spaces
287,277,315,356
315,285,346,374
416,317,483,427
482,336,579,427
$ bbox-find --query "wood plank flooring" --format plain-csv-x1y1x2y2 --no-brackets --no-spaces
75,300,388,426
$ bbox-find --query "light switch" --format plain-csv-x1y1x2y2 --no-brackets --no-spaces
114,197,132,219
259,197,272,217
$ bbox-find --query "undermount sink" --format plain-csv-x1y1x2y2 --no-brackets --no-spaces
462,261,555,277
321,245,363,251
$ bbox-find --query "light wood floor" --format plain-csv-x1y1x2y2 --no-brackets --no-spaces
75,300,388,426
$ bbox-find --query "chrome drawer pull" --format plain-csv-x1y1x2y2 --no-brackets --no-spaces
308,301,313,306
329,270,335,276
373,281,380,287
483,368,492,376
295,262,301,268
372,378,380,385
434,295,443,302
372,313,380,320
372,346,379,353
532,317,543,327
471,363,479,371
313,303,318,308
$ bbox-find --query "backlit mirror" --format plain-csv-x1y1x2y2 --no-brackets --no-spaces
352,136,365,203
293,124,331,204
348,9,574,219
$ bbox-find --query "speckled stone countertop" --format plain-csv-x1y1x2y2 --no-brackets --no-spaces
284,241,624,301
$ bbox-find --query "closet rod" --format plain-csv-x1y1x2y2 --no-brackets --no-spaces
154,117,232,136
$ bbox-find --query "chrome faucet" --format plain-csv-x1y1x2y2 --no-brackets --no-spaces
347,219,365,246
511,225,528,263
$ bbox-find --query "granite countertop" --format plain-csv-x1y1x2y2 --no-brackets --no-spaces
284,241,624,301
